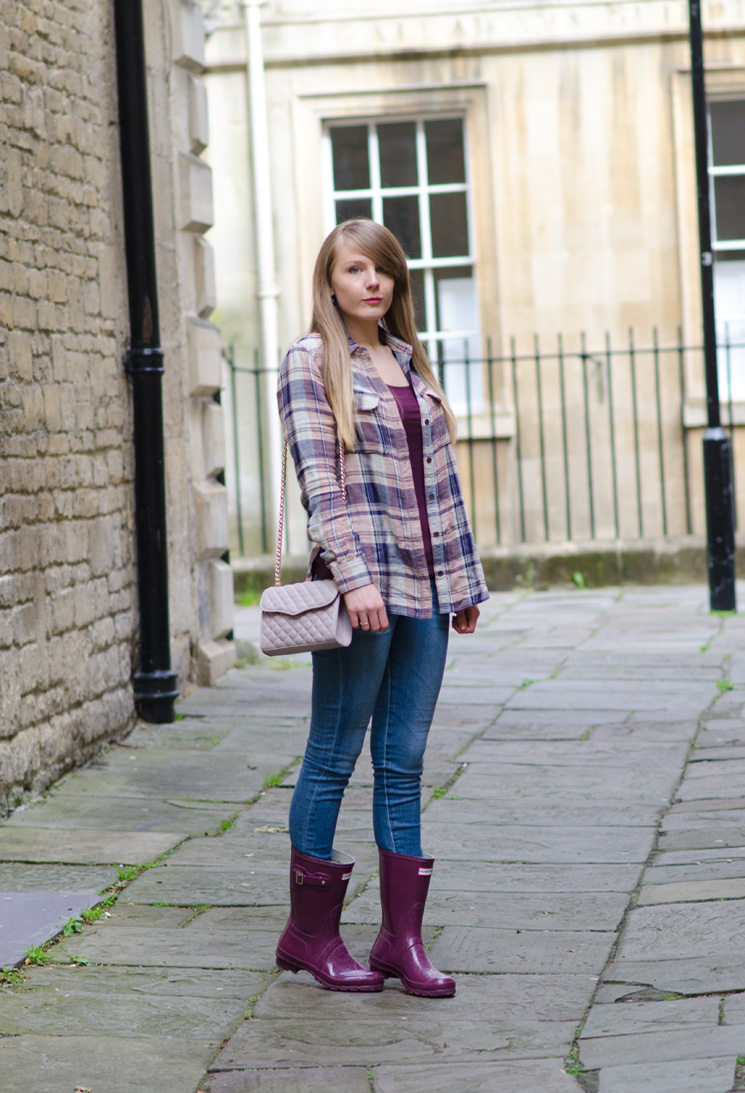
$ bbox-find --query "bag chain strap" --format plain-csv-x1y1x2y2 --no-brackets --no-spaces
274,437,346,588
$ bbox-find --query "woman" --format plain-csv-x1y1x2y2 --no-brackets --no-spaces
275,218,488,998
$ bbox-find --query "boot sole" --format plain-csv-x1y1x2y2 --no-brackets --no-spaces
370,962,456,998
276,952,384,992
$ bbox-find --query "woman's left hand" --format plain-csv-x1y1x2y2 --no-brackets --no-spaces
452,605,480,634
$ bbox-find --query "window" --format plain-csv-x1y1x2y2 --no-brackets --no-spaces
709,100,745,398
324,117,481,408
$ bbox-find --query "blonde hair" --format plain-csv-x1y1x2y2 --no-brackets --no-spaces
309,218,457,451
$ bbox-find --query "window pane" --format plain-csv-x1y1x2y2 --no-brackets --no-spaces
331,126,370,190
335,198,372,223
409,268,426,330
378,122,417,188
425,119,465,185
710,101,745,167
714,176,745,242
383,195,421,258
430,191,469,257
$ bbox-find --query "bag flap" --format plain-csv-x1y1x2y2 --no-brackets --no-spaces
260,580,340,616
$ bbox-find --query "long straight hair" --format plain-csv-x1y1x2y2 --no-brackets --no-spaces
309,218,457,450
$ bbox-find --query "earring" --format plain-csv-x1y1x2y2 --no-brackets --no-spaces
331,294,337,305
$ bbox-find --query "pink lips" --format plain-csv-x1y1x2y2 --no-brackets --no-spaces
363,297,383,304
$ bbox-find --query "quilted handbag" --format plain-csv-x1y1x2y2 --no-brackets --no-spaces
259,437,353,657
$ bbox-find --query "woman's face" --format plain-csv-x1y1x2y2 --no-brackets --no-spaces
329,241,395,328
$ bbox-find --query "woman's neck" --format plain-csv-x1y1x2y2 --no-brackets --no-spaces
343,317,383,350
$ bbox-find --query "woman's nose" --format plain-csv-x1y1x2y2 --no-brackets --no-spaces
365,267,380,288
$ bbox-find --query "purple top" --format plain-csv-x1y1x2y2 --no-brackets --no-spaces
387,382,435,576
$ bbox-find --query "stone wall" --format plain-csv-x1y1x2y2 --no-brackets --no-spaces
0,0,233,815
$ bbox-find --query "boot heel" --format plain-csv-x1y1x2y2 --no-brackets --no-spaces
275,952,300,973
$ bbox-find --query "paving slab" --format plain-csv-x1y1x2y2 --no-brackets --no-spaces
421,821,656,864
0,862,117,892
210,1069,373,1092
452,764,678,803
0,891,100,968
407,860,641,893
462,739,686,766
658,827,745,850
58,757,268,802
601,957,745,995
0,827,184,865
123,864,289,906
211,1012,576,1069
0,1034,217,1093
614,900,745,962
371,1060,585,1092
595,1055,736,1092
662,806,745,830
579,1023,745,1068
581,995,720,1037
428,924,614,974
0,965,260,1037
254,970,596,1023
4,793,239,835
343,887,627,930
8,963,263,998
426,797,657,826
638,877,745,904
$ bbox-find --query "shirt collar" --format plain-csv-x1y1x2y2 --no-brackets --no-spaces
347,326,414,370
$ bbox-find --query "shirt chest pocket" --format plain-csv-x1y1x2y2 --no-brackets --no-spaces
353,388,390,455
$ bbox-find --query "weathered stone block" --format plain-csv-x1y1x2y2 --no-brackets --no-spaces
188,72,209,153
193,479,229,558
171,0,206,73
187,316,222,396
194,235,216,317
196,637,236,686
208,558,233,640
202,400,225,478
179,152,213,232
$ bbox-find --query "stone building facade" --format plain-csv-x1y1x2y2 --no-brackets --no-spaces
202,0,745,559
0,0,233,814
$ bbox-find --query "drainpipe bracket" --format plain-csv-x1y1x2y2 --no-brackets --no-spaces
133,670,180,724
125,347,165,374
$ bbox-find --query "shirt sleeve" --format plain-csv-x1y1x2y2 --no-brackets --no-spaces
277,342,373,593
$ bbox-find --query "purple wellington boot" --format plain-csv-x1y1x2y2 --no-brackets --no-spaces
275,847,384,992
369,848,456,997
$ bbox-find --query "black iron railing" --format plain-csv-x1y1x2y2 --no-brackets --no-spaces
222,328,745,556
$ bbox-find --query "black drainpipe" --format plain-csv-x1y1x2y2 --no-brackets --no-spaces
113,0,178,723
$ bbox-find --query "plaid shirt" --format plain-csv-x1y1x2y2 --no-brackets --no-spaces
277,331,489,619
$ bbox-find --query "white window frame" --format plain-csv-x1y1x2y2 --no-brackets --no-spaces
708,98,745,400
322,116,479,369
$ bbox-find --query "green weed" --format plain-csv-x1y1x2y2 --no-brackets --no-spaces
24,945,49,966
62,916,83,937
262,770,285,789
0,969,24,986
716,679,734,696
219,818,235,833
572,571,586,590
431,787,447,799
67,955,90,966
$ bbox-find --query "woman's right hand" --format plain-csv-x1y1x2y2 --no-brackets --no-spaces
343,584,389,632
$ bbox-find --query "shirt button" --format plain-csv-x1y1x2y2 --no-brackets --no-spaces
433,531,440,537
424,419,429,426
428,493,435,500
437,570,444,577
426,457,432,464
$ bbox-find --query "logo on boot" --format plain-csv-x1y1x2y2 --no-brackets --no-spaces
418,867,433,876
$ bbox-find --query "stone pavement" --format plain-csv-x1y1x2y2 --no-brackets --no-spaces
2,584,745,1092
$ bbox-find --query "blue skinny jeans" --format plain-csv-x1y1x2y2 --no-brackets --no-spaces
288,594,449,860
